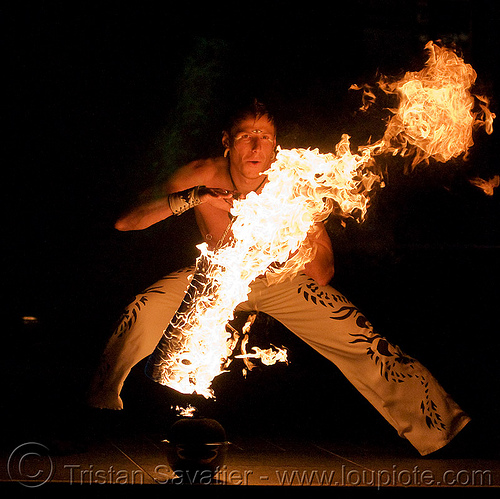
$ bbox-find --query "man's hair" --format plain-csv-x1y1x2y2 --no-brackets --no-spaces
223,98,276,136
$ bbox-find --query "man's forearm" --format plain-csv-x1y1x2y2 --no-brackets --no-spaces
114,185,232,231
115,197,173,231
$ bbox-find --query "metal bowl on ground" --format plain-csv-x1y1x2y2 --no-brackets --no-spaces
162,418,229,483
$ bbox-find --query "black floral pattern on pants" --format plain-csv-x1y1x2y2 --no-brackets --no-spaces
111,271,187,339
298,277,445,431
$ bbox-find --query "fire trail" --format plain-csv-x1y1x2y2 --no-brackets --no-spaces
145,41,495,398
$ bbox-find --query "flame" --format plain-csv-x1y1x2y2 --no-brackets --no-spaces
356,41,495,168
173,404,197,417
146,42,495,398
146,135,377,396
230,313,288,372
470,175,500,196
236,345,288,366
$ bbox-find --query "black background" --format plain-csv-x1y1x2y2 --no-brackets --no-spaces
3,1,500,446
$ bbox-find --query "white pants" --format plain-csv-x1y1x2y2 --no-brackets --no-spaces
87,266,470,456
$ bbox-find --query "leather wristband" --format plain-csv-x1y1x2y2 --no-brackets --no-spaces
168,185,204,216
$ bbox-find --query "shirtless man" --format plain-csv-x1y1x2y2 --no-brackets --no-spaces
87,99,469,457
114,103,334,286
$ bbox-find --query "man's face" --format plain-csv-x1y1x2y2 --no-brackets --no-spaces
223,115,276,180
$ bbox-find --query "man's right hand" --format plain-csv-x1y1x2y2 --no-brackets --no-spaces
199,186,240,212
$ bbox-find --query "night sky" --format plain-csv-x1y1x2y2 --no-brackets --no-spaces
4,1,500,440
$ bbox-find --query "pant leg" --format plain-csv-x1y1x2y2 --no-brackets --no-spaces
245,272,470,456
86,267,195,410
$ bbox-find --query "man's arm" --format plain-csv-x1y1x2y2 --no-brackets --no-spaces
114,160,234,231
303,223,335,286
115,195,173,231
